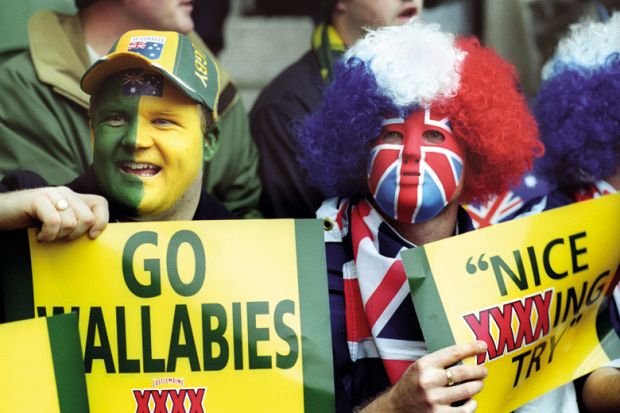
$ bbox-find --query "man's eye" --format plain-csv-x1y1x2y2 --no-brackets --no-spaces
423,130,445,144
381,131,403,143
103,115,128,127
153,118,177,126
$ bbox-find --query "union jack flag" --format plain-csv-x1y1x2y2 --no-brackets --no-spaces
368,109,463,223
128,41,146,50
320,199,428,384
465,190,524,228
466,173,551,228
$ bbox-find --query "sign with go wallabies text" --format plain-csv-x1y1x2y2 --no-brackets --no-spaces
403,193,620,412
3,219,334,413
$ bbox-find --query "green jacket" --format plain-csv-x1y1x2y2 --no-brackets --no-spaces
0,11,262,218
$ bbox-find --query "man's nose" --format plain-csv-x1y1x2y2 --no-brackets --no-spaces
402,132,421,164
129,120,155,149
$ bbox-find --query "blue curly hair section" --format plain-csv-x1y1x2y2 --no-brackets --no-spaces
297,57,406,198
534,55,620,189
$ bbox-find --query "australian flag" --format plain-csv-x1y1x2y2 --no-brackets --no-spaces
466,172,551,228
128,37,164,60
121,71,163,97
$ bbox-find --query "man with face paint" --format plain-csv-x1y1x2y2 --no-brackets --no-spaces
297,21,574,412
77,29,230,222
0,29,231,225
251,0,424,219
0,0,261,219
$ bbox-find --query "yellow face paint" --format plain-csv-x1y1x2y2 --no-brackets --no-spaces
134,83,204,217
92,71,205,219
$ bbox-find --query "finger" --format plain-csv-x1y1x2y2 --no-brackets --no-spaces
432,379,485,405
423,341,487,368
426,396,478,413
444,365,488,387
450,397,478,413
81,194,109,239
34,200,62,242
54,207,78,240
63,197,96,241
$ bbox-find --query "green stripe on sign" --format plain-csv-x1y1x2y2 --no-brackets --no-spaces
0,229,35,321
295,219,335,412
404,247,457,352
47,313,90,413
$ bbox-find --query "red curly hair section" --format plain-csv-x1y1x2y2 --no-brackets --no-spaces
442,38,543,204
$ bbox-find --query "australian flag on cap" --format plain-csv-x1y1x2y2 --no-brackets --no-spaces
128,36,166,60
121,70,163,97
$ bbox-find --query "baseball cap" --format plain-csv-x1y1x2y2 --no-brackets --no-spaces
81,30,220,116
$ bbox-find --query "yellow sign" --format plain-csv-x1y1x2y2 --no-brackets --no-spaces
21,219,333,412
0,314,88,413
403,194,620,412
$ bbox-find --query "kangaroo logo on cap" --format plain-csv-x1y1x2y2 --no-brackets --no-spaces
128,36,166,60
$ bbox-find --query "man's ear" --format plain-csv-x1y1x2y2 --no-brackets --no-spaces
203,127,219,162
89,120,95,149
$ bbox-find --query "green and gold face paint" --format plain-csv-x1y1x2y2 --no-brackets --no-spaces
90,69,205,219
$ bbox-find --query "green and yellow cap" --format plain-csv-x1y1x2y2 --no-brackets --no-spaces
81,29,220,117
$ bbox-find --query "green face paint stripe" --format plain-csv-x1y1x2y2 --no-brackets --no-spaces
92,72,144,212
294,219,335,411
47,313,90,412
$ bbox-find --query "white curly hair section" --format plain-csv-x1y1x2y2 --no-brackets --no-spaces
344,19,467,108
542,12,620,81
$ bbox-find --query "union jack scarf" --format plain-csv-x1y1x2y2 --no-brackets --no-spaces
320,197,468,384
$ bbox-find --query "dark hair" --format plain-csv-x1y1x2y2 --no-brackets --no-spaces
75,0,96,10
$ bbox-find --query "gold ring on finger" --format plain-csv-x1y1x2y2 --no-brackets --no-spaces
446,368,455,387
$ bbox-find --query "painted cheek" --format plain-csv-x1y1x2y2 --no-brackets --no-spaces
93,113,144,212
135,95,203,217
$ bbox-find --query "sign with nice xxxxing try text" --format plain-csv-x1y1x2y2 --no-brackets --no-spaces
25,219,333,413
403,193,620,412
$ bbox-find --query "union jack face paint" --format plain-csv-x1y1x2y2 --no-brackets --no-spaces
367,108,465,223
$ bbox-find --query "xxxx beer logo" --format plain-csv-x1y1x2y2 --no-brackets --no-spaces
133,383,206,413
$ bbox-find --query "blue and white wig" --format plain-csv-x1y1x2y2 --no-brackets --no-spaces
535,12,620,188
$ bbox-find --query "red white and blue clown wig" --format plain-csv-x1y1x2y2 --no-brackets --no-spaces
535,12,620,189
298,20,542,222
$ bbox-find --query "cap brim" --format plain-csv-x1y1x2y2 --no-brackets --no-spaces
81,52,164,95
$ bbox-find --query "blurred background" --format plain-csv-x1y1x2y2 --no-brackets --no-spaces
0,0,618,108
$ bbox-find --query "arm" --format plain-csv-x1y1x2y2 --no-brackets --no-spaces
360,341,488,413
0,187,108,241
582,367,620,413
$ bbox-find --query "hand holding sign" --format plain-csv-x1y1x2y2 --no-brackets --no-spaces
362,341,488,412
0,186,109,241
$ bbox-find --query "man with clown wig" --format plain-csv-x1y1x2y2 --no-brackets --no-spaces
297,20,576,412
534,11,620,413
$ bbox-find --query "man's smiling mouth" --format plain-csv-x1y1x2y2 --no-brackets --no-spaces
398,5,418,20
118,162,161,177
